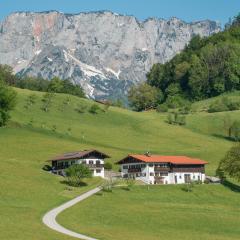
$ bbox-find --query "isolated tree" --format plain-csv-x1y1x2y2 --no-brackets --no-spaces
218,144,240,181
223,115,232,138
41,92,55,112
230,121,240,141
0,80,17,126
25,94,37,109
65,164,92,186
48,77,63,93
128,83,162,111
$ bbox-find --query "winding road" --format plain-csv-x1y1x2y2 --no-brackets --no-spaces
42,187,101,240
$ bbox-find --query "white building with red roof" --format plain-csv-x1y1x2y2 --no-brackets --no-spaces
117,153,208,184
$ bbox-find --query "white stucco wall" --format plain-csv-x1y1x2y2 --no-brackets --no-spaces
120,163,206,184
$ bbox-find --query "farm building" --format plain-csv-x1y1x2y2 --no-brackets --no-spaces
49,149,110,178
117,153,208,184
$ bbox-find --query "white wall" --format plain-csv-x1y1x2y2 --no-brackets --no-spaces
55,158,105,178
120,163,205,184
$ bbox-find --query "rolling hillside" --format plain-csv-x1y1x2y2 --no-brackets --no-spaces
0,87,239,240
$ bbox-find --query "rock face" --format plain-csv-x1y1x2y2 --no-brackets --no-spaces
0,11,220,99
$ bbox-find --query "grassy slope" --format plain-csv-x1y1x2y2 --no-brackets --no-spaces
58,185,240,240
0,88,239,240
187,91,240,138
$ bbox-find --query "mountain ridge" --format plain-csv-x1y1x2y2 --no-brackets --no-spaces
0,11,221,99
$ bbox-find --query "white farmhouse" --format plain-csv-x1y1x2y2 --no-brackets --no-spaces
49,149,109,178
118,154,208,184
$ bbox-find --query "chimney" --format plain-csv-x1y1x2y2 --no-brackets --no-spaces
145,151,151,157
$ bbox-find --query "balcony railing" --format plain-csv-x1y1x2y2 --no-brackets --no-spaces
172,167,204,173
154,167,170,172
128,168,141,173
53,163,104,170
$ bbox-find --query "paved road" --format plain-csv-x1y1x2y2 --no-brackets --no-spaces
42,187,101,240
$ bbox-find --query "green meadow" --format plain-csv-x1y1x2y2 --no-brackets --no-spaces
58,185,240,240
0,87,239,240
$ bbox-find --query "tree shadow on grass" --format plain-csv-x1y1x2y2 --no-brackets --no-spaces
222,180,240,193
212,134,237,142
60,180,88,187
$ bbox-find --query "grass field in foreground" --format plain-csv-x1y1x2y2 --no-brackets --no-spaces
0,88,239,240
58,185,240,240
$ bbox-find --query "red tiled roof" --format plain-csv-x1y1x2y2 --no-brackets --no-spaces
49,149,110,161
119,154,208,165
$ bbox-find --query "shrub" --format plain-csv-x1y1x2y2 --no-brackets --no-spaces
42,165,52,171
208,100,229,113
208,97,240,113
167,112,186,126
89,104,101,114
156,104,168,113
165,95,189,109
104,162,113,170
75,104,87,113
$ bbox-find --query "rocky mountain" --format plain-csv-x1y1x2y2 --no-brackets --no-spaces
0,11,221,99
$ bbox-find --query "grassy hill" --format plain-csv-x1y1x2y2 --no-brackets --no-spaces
58,185,240,240
0,87,239,240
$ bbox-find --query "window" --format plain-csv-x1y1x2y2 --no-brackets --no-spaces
160,172,168,176
123,165,128,169
179,175,182,179
96,160,101,165
71,161,75,165
149,164,153,167
150,172,154,176
82,160,86,164
89,160,94,165
96,169,101,173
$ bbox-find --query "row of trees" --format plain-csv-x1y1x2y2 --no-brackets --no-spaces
128,14,240,111
0,64,85,98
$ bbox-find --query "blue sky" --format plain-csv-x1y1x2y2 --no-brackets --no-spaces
0,0,239,26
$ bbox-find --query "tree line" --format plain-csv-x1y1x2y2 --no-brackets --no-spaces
0,64,85,98
0,64,86,126
128,13,240,111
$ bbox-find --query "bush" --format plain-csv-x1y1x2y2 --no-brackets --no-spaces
208,100,229,113
165,95,189,109
75,104,87,113
156,104,168,113
167,112,186,125
89,104,101,114
208,97,240,113
42,165,52,171
104,162,113,170
179,104,191,114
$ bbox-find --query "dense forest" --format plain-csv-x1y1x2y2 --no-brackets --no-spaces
129,14,240,111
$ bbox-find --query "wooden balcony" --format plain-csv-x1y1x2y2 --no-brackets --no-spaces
154,167,170,172
172,167,205,173
53,163,104,170
128,168,141,173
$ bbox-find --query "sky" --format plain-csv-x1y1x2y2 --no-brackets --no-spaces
0,0,239,26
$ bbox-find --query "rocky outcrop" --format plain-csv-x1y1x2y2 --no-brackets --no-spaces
0,11,221,99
